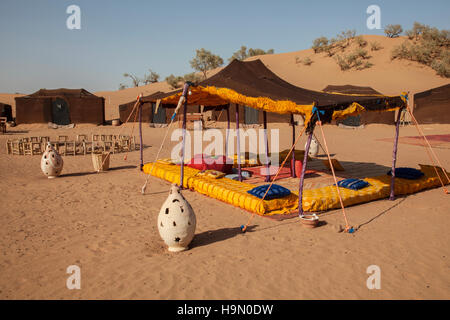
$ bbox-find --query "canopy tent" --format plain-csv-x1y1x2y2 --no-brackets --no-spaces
139,59,408,231
15,88,105,125
413,84,450,124
322,85,396,125
153,59,405,128
322,85,382,95
118,91,182,123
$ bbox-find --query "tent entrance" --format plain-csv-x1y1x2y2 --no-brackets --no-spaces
152,103,166,124
51,98,71,125
244,106,259,124
339,115,361,127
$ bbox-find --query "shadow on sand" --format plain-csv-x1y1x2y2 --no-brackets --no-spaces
191,225,257,249
60,165,137,177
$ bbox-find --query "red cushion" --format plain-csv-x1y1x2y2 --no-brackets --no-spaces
187,154,233,174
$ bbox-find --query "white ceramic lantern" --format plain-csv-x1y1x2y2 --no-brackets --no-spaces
308,136,319,157
41,142,64,178
157,184,196,252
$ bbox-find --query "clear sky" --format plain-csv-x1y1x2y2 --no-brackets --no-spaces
0,0,449,93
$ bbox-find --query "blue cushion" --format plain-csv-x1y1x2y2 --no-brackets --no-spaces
336,178,370,190
247,184,291,200
387,167,424,180
225,174,247,181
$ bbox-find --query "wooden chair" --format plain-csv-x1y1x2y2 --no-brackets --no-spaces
6,140,12,154
119,136,131,152
23,142,33,155
11,141,22,155
77,135,91,155
64,140,76,156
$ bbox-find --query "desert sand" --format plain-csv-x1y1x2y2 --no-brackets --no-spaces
0,34,449,299
0,121,449,299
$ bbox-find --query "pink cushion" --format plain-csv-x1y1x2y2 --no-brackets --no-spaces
187,154,233,174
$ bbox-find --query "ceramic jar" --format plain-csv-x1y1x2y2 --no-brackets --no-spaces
41,142,63,178
157,184,196,252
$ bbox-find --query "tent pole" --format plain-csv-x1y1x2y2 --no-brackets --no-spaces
225,104,230,156
298,131,313,216
263,111,270,182
139,101,144,171
236,104,242,182
291,114,296,177
179,89,189,189
390,107,404,200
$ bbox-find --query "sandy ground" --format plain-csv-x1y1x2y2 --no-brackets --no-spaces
0,122,449,299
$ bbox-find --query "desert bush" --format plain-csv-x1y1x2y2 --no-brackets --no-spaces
431,57,450,77
355,35,368,47
335,55,351,71
384,24,403,38
335,49,372,71
391,42,412,60
183,72,202,84
356,61,374,70
354,48,369,59
312,37,329,53
229,46,274,62
302,57,313,66
370,41,383,51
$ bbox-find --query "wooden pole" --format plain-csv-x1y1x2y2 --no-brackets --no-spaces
263,111,270,182
298,131,313,216
236,104,242,182
390,107,404,200
290,114,296,177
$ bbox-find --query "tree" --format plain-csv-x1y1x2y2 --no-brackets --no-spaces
312,37,329,53
118,83,127,90
384,24,403,38
228,46,275,62
165,74,184,89
142,69,160,84
183,72,202,84
190,48,224,79
123,73,141,87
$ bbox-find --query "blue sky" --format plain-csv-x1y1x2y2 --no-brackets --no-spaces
0,0,449,93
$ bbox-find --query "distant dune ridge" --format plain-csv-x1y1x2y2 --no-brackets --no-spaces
1,35,448,121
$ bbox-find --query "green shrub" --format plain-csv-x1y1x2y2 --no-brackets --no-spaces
302,57,313,66
355,36,368,47
370,41,383,51
391,42,411,60
354,48,369,59
431,51,450,77
384,24,403,38
335,55,351,70
312,37,329,53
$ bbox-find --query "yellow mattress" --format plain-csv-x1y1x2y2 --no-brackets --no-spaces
143,162,298,215
143,162,449,215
